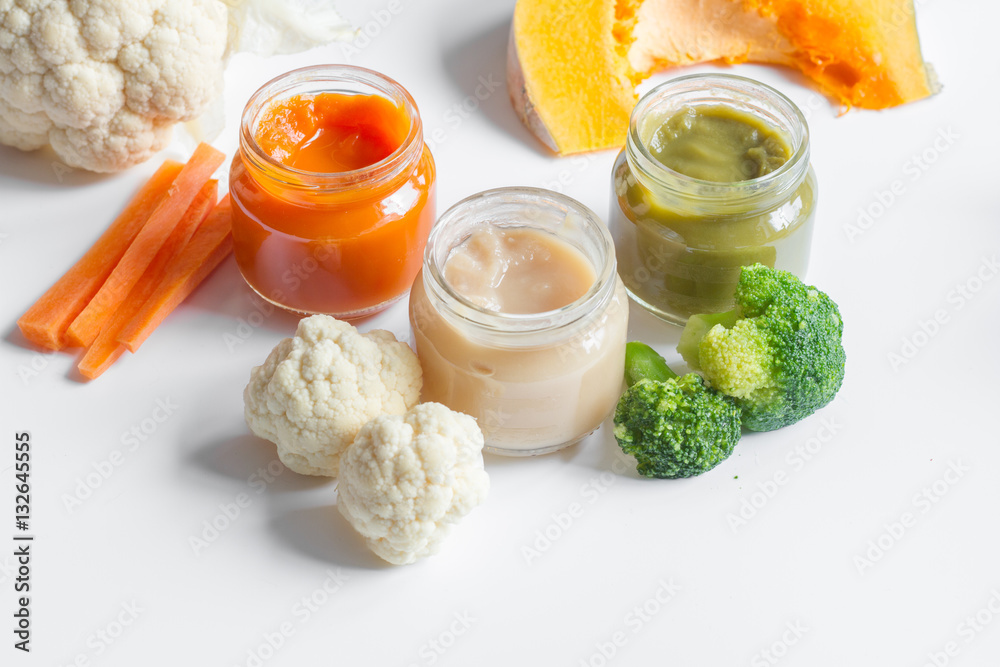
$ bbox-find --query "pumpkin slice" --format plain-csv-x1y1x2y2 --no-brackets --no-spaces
508,0,634,154
745,0,939,108
509,0,938,155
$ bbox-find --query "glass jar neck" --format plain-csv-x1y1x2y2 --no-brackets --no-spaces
625,74,811,217
420,188,618,348
238,65,423,204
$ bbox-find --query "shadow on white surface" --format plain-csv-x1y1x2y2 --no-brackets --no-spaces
563,415,647,481
181,257,305,336
481,449,562,469
181,430,390,568
441,18,547,156
0,144,110,187
4,320,43,352
2,318,97,383
188,433,331,492
268,504,391,570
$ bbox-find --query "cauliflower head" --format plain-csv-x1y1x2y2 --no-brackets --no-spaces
244,315,422,477
0,0,228,172
337,403,490,566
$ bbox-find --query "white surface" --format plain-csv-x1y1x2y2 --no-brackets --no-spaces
2,1,998,665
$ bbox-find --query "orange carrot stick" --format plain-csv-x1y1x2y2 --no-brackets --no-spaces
16,160,184,350
77,180,218,380
118,196,234,353
66,143,226,348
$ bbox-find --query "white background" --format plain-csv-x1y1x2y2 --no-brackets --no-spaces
2,1,999,665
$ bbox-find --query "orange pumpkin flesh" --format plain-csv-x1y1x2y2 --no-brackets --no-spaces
509,0,938,154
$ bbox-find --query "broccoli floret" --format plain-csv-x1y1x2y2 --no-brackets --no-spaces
614,342,741,479
677,264,846,431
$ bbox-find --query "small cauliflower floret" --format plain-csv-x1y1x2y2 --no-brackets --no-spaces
337,403,490,565
244,315,421,477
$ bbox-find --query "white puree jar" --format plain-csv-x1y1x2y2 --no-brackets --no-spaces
408,187,629,456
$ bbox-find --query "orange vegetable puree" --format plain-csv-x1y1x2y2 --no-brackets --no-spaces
254,93,408,173
230,92,435,317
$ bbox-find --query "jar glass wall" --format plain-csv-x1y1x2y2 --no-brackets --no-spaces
409,188,629,456
609,74,817,325
230,65,435,318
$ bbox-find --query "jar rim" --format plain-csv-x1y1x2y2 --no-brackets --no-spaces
626,73,810,209
238,64,423,192
422,187,617,340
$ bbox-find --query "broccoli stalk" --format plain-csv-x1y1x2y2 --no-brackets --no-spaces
624,341,679,386
677,263,846,431
614,342,741,479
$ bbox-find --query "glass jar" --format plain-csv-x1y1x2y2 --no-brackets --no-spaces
409,188,629,456
230,65,436,318
609,74,817,325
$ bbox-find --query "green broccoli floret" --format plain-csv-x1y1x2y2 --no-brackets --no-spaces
614,342,741,479
677,263,846,431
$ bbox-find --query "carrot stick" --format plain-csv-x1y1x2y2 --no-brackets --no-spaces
76,334,127,381
66,143,226,348
77,180,218,380
16,160,184,350
118,195,234,353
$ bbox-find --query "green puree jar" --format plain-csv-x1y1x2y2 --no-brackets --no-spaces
609,74,817,325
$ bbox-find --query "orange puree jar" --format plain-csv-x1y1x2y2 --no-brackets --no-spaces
230,65,436,317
